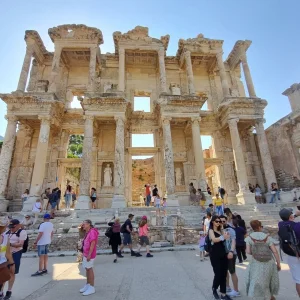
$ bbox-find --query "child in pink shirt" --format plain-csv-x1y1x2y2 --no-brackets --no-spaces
135,216,153,258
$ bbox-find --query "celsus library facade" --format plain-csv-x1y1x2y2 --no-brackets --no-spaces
0,24,278,211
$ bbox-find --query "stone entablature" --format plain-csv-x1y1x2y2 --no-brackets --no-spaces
0,24,277,211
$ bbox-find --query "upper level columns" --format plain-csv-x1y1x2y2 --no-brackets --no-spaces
191,117,207,191
118,47,125,92
112,116,126,208
0,116,18,208
241,53,256,97
158,47,167,94
88,46,97,92
17,45,34,92
255,119,277,190
216,52,230,97
184,51,195,95
162,117,175,195
76,116,94,209
48,45,62,93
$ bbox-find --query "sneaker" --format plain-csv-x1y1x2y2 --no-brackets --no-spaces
146,253,153,258
3,291,12,300
212,288,220,299
226,287,232,293
239,262,243,265
82,285,95,296
135,253,142,257
200,258,204,262
243,258,248,262
221,295,233,300
117,253,124,258
31,271,43,277
227,290,241,297
80,284,90,293
131,251,137,256
41,269,48,274
113,259,117,263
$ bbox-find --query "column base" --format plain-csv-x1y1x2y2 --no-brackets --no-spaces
22,196,39,212
75,195,91,210
167,194,179,207
236,191,256,205
111,195,126,208
0,196,9,212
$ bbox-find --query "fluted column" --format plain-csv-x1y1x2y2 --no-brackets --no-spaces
17,46,34,92
191,117,207,191
241,53,256,97
228,118,254,204
76,116,94,210
162,117,175,195
88,46,97,92
255,119,277,189
112,116,126,208
0,116,18,211
118,48,125,92
48,45,62,93
184,51,195,95
158,47,167,94
216,52,230,97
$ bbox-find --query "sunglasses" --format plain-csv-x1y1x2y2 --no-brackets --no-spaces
221,220,226,223
214,220,221,223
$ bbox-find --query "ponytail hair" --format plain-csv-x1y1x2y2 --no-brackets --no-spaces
139,219,147,227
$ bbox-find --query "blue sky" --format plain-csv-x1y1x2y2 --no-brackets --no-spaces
0,0,299,150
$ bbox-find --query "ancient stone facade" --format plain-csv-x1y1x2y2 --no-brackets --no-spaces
0,24,276,211
266,83,300,189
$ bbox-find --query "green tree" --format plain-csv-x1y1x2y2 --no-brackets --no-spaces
67,134,84,158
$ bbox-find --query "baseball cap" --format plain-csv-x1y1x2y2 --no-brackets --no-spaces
43,213,51,219
8,219,20,228
142,215,147,220
128,213,134,218
279,208,293,221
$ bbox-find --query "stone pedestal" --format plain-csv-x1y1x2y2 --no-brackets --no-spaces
111,195,126,208
167,194,179,207
76,116,94,210
0,197,9,212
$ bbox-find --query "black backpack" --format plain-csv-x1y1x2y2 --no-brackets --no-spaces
278,223,300,257
105,226,113,238
7,229,29,253
204,234,212,253
220,188,225,194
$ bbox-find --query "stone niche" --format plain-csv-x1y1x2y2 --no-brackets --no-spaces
169,83,181,95
174,162,185,192
101,162,114,193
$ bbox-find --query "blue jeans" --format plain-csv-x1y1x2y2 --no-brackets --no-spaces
270,191,280,203
216,205,224,216
65,194,72,209
146,195,151,206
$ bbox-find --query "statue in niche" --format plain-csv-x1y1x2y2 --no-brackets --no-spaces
103,164,113,186
175,168,182,186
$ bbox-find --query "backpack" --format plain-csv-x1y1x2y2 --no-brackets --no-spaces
250,235,273,262
278,223,300,257
204,234,212,253
7,229,29,253
105,226,113,238
120,223,126,233
220,188,225,194
192,187,196,194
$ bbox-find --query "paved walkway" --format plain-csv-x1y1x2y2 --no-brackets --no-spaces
6,251,299,300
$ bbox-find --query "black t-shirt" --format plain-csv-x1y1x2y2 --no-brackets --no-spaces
152,188,158,196
122,219,133,233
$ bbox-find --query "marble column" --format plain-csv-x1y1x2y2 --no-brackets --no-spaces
241,53,256,97
118,48,125,92
112,116,126,208
228,118,254,204
158,47,167,94
76,116,94,210
0,116,18,211
255,119,277,190
88,46,97,92
216,52,230,97
162,117,178,205
184,51,195,95
191,117,207,191
48,45,62,93
23,116,51,211
17,46,33,92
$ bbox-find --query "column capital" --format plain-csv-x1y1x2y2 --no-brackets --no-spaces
5,115,18,123
158,47,165,57
38,115,51,124
240,52,247,62
191,117,201,126
162,116,172,125
255,118,266,126
228,118,239,127
216,51,224,59
114,115,125,123
184,50,191,59
119,47,125,55
83,115,94,121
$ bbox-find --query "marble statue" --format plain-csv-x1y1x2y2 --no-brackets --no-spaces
104,163,113,186
175,168,182,186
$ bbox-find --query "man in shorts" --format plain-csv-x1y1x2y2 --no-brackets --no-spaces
220,213,241,297
4,219,28,300
31,214,54,276
119,214,137,256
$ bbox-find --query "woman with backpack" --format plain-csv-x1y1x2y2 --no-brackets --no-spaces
245,220,280,300
107,218,123,263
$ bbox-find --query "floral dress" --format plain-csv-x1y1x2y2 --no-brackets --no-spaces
245,232,279,299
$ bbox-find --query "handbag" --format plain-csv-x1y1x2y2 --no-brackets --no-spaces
0,262,11,284
271,191,276,195
105,226,113,238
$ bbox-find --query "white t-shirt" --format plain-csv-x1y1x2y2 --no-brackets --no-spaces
155,197,161,205
37,222,54,246
8,229,27,253
204,218,211,234
32,202,42,212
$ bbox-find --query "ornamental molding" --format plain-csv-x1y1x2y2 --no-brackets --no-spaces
282,83,300,96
